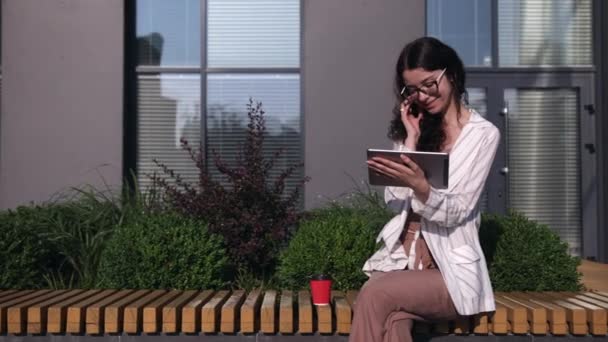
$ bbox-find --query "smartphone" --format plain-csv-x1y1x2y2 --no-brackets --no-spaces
409,103,420,118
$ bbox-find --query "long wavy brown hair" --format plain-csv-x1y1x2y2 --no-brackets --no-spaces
388,37,468,152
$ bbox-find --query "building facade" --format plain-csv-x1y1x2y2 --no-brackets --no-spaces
1,0,607,262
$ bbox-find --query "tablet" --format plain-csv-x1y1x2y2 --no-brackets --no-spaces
367,149,449,189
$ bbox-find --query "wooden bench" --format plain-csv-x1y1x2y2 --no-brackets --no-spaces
0,289,607,337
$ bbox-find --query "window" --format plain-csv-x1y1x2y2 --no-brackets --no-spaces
505,89,582,254
135,0,302,193
427,0,595,257
137,0,200,66
498,0,592,67
428,0,593,68
427,0,492,66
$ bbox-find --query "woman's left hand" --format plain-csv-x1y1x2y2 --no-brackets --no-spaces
367,155,430,201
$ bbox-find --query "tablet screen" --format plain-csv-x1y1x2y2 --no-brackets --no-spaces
367,149,449,189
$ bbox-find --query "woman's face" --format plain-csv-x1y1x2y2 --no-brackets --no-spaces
402,67,453,114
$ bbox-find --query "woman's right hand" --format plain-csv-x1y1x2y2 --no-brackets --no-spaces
400,98,422,148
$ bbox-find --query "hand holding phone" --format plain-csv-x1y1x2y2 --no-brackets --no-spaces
409,103,420,118
400,99,422,141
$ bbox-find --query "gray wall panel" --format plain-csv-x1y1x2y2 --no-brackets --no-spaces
303,0,425,208
0,0,124,208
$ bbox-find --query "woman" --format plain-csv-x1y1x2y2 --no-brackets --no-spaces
350,37,499,342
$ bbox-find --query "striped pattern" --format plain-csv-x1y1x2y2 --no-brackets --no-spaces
498,0,592,67
368,110,500,316
505,88,581,255
207,0,300,68
0,289,608,336
136,74,201,192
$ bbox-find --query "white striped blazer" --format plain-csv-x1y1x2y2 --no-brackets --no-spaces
362,109,500,316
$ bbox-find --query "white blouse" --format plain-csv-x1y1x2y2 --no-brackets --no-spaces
362,108,500,316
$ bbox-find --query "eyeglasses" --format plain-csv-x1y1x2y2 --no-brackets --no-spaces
400,68,447,100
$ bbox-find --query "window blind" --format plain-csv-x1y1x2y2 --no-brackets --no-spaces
137,74,202,190
207,0,300,68
498,0,592,67
505,88,581,255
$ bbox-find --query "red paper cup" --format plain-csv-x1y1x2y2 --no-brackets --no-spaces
310,275,332,305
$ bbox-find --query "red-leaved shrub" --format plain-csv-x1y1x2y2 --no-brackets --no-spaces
150,99,308,277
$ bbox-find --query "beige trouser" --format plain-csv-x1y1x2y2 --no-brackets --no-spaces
349,269,459,342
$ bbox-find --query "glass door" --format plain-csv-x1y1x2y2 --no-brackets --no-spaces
468,73,597,257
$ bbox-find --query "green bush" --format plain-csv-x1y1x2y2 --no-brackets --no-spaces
98,213,230,289
0,206,58,288
480,211,583,291
0,188,124,289
277,200,392,291
41,189,124,288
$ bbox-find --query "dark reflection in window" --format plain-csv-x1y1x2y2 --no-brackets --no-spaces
136,0,200,66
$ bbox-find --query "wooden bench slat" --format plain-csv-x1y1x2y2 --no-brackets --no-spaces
345,290,358,308
3,289,606,336
0,290,17,298
181,290,215,333
332,291,352,335
489,302,509,334
494,293,529,334
541,292,593,336
297,291,313,334
103,290,150,334
201,290,230,333
7,290,69,334
123,289,167,333
279,290,294,334
315,297,332,334
260,290,277,334
83,289,132,335
576,293,608,309
547,292,607,336
27,289,85,334
519,292,568,335
162,290,199,333
453,316,470,335
0,290,27,303
473,312,490,334
569,292,608,337
0,290,52,334
46,289,103,334
533,292,588,335
240,288,263,334
220,289,246,333
0,290,34,333
65,290,116,334
594,291,608,300
143,290,182,333
498,293,548,335
583,292,608,304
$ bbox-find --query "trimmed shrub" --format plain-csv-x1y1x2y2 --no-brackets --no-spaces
480,211,583,291
98,213,230,289
0,206,57,288
277,202,392,291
